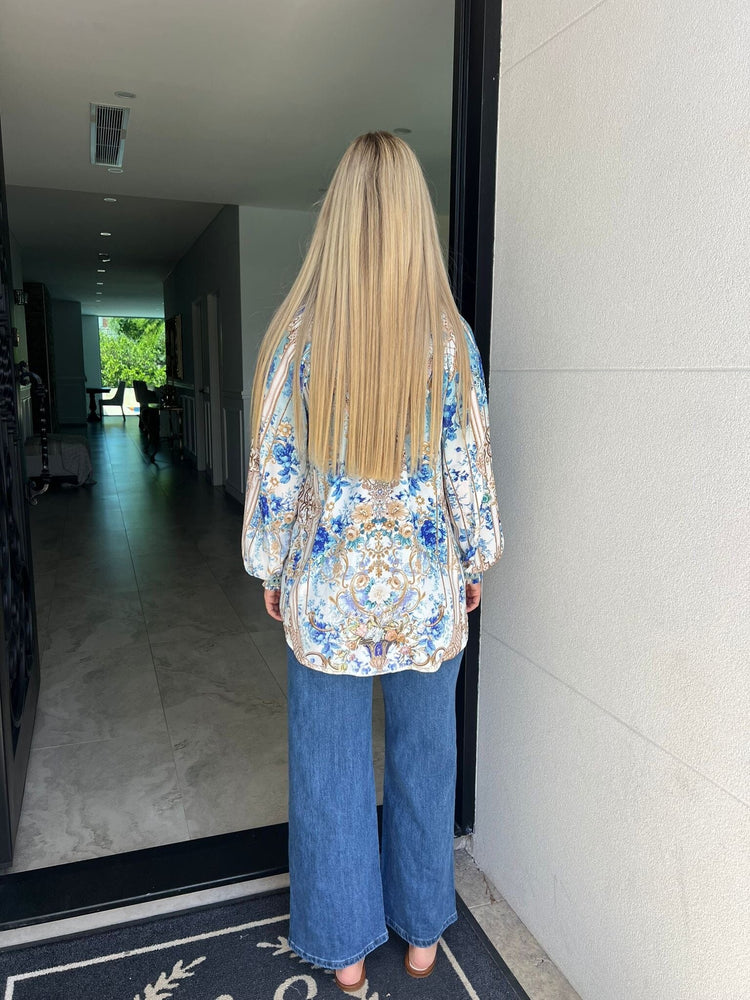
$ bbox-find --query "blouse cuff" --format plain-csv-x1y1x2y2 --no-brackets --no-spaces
465,571,483,586
263,574,282,591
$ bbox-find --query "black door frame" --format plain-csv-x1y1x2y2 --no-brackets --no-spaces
449,0,502,835
0,0,501,929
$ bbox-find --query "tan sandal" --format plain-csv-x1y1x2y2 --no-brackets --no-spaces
335,961,366,993
405,946,437,978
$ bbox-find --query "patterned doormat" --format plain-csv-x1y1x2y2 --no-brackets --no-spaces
0,889,530,999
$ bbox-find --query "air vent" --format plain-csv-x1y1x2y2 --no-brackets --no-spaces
90,104,130,167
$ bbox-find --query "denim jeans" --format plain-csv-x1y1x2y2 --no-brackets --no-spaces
286,648,463,970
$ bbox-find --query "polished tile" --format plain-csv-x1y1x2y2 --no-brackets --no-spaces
131,548,209,587
57,532,132,561
54,550,136,584
222,578,272,632
151,632,277,694
194,533,240,562
141,581,245,643
57,564,140,596
205,555,249,591
33,643,166,749
9,732,188,872
47,586,144,630
42,615,150,658
16,420,371,870
155,637,289,838
249,625,289,695
125,527,199,556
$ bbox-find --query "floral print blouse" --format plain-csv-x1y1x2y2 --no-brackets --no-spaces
241,315,503,675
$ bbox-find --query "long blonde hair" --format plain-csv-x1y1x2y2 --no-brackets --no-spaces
250,131,471,481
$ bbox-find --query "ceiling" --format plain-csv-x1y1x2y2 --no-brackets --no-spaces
0,0,455,317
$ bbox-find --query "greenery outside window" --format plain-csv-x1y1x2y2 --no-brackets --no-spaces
99,317,166,388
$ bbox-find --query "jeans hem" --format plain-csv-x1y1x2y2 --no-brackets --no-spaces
288,929,389,971
384,910,459,948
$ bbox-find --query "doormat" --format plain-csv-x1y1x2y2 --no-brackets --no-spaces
0,889,530,999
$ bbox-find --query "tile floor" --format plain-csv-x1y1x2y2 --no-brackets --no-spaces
15,417,317,869
16,417,387,871
4,417,580,999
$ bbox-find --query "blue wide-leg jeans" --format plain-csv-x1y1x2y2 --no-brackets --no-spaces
287,648,463,970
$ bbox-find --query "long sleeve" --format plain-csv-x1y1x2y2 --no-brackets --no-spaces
441,323,504,584
242,334,306,589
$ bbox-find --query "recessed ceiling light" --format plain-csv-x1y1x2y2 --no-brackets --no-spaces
100,231,112,237
96,282,104,286
103,197,117,203
101,257,111,263
107,168,124,174
114,91,136,99
393,127,412,135
96,292,103,296
97,269,106,273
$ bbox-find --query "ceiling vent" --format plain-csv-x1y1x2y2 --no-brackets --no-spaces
90,104,130,167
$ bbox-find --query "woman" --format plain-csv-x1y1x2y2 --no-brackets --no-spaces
242,131,502,992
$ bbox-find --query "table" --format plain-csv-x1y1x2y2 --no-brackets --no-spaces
85,387,108,422
160,405,184,461
142,403,184,463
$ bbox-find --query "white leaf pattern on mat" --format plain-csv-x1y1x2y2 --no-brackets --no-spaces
257,934,297,957
133,956,206,1000
273,975,318,999
257,935,380,1000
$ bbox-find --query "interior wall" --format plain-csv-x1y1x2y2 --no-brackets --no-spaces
474,3,750,1000
81,315,101,388
50,299,86,425
163,203,313,499
163,205,241,471
237,204,314,475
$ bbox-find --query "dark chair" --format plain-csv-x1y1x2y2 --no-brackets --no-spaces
99,380,126,421
133,380,161,432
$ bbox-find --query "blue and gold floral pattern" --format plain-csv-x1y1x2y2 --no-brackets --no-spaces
242,316,503,675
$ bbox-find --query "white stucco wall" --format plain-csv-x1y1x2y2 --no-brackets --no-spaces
474,3,750,999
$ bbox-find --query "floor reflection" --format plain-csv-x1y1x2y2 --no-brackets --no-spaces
12,417,385,872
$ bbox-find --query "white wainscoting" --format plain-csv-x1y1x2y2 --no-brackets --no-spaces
203,397,212,475
168,382,249,502
18,386,33,443
171,381,196,460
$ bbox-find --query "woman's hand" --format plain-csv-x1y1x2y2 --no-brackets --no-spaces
264,588,282,622
466,582,482,613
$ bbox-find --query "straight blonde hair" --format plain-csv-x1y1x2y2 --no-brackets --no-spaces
250,131,471,482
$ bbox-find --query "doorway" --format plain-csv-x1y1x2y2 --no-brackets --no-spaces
0,0,500,925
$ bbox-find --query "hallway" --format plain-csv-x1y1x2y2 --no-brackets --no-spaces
14,418,385,873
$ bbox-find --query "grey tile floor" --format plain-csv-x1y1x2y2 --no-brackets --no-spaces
14,416,380,871
6,418,580,999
